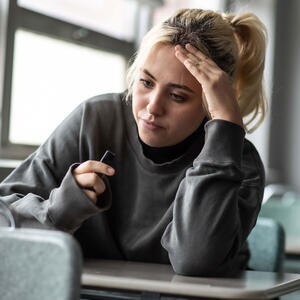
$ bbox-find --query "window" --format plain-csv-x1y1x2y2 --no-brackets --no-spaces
0,0,136,159
10,30,126,145
17,0,138,41
153,0,226,24
0,0,227,160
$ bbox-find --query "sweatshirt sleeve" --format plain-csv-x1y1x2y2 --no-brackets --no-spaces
0,102,111,232
161,119,265,277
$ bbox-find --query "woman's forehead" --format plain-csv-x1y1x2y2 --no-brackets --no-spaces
138,44,202,92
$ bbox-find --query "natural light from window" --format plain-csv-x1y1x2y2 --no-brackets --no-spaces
18,0,137,41
10,29,126,145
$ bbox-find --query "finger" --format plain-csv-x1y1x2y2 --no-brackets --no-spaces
175,46,214,77
185,44,215,66
92,176,106,195
82,189,97,204
75,173,106,195
175,45,198,64
73,160,115,176
175,48,210,81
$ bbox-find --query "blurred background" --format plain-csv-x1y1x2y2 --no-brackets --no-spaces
0,0,300,251
1,0,300,296
0,0,299,189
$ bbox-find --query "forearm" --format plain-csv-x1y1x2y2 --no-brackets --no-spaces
161,120,264,276
161,167,244,276
0,165,110,232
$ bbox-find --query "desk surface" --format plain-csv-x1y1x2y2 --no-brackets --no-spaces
82,259,300,299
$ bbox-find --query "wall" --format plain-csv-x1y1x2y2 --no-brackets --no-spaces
230,0,276,182
0,0,12,181
269,0,300,192
0,0,8,114
231,0,300,194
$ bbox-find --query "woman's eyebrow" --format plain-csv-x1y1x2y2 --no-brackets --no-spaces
141,68,195,94
142,68,156,80
167,83,195,94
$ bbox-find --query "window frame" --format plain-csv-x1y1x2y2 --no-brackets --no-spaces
0,0,135,160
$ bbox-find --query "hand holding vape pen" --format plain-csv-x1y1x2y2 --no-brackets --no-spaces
100,150,116,167
73,150,115,198
92,150,115,189
99,150,116,177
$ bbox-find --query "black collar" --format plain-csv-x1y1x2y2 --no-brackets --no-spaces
140,119,207,164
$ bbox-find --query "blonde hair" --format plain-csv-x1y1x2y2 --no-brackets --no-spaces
126,9,267,132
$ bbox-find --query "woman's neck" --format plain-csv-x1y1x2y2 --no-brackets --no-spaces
140,119,206,163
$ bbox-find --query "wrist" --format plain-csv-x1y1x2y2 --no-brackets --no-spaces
210,108,243,128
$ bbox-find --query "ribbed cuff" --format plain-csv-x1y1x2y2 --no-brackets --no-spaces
48,164,111,231
197,119,245,165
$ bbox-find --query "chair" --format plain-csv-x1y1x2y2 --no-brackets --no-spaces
247,217,285,272
0,227,83,300
260,184,300,255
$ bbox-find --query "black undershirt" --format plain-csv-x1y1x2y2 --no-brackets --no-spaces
140,119,207,164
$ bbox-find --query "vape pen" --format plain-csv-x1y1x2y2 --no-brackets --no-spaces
100,150,115,167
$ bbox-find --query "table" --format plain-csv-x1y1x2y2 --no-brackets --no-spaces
81,259,300,299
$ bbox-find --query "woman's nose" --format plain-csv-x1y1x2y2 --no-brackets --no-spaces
147,91,165,116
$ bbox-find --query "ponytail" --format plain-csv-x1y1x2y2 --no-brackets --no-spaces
224,13,267,132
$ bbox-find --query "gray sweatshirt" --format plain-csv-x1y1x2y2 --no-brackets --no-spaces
0,92,265,277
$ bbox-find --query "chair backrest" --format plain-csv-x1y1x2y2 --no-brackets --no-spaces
247,217,285,272
0,228,82,300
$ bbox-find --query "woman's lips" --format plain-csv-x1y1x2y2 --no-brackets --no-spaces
140,119,164,130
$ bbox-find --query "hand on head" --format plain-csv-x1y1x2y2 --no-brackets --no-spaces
174,44,243,127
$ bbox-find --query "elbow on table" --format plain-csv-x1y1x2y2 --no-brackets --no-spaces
171,260,216,277
169,254,233,277
162,234,239,277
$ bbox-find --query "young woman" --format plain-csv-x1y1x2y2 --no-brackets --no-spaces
0,8,267,277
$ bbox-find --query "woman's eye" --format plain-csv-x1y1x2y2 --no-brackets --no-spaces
139,79,153,88
170,93,186,102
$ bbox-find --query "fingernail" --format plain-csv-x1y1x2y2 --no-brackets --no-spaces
107,167,115,175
